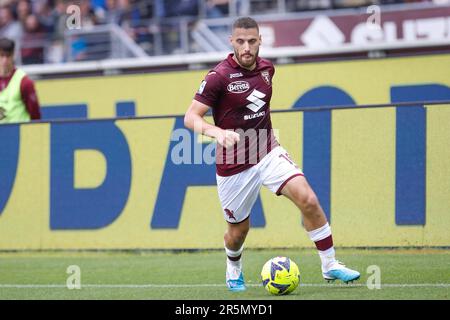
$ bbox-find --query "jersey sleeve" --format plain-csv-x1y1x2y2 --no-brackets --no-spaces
20,76,41,120
193,71,224,108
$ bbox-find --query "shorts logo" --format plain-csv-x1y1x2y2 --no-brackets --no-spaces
224,209,237,221
227,81,250,94
261,70,271,85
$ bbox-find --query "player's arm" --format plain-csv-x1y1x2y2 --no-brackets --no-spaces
20,76,41,120
184,99,240,148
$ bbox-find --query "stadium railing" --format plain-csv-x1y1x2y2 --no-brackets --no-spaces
21,36,450,79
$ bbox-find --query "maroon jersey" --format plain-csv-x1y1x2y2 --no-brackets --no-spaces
194,53,279,176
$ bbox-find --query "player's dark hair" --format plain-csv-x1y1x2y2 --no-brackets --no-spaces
232,17,259,32
0,38,15,55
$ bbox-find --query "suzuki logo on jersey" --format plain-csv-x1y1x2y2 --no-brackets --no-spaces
227,81,250,93
246,89,266,112
244,111,265,120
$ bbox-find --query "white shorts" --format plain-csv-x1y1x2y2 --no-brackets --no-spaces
216,146,304,223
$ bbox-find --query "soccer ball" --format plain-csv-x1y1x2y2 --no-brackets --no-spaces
261,256,300,295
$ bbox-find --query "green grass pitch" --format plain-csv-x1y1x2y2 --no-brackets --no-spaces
0,248,449,300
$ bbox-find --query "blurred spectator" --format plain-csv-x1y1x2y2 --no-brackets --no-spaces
162,0,200,17
38,3,57,35
117,0,142,30
79,0,100,28
20,14,46,64
118,0,149,46
91,0,106,12
0,5,22,40
103,0,122,24
205,0,230,18
47,0,67,40
16,0,32,25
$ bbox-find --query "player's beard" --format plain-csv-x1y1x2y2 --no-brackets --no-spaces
234,48,259,69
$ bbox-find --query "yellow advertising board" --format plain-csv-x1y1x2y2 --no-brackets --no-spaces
1,54,449,249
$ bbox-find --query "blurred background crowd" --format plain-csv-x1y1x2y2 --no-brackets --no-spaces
0,0,445,64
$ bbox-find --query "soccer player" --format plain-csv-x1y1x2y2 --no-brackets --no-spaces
0,37,41,124
184,17,360,292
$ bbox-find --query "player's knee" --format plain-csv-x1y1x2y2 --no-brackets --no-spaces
226,225,249,245
225,235,245,250
298,193,320,214
234,227,249,243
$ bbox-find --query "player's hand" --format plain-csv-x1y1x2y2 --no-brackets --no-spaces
216,129,240,148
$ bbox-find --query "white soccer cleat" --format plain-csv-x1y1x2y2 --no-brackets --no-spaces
322,261,360,284
226,261,246,292
226,272,246,292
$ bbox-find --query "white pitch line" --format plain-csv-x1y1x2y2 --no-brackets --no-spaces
0,283,449,289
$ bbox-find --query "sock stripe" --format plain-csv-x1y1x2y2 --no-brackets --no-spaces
315,235,334,251
227,254,241,262
307,223,331,242
224,243,244,258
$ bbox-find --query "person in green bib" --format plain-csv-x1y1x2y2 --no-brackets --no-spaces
0,38,41,124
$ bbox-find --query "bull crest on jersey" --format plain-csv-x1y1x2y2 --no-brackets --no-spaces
261,70,271,85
